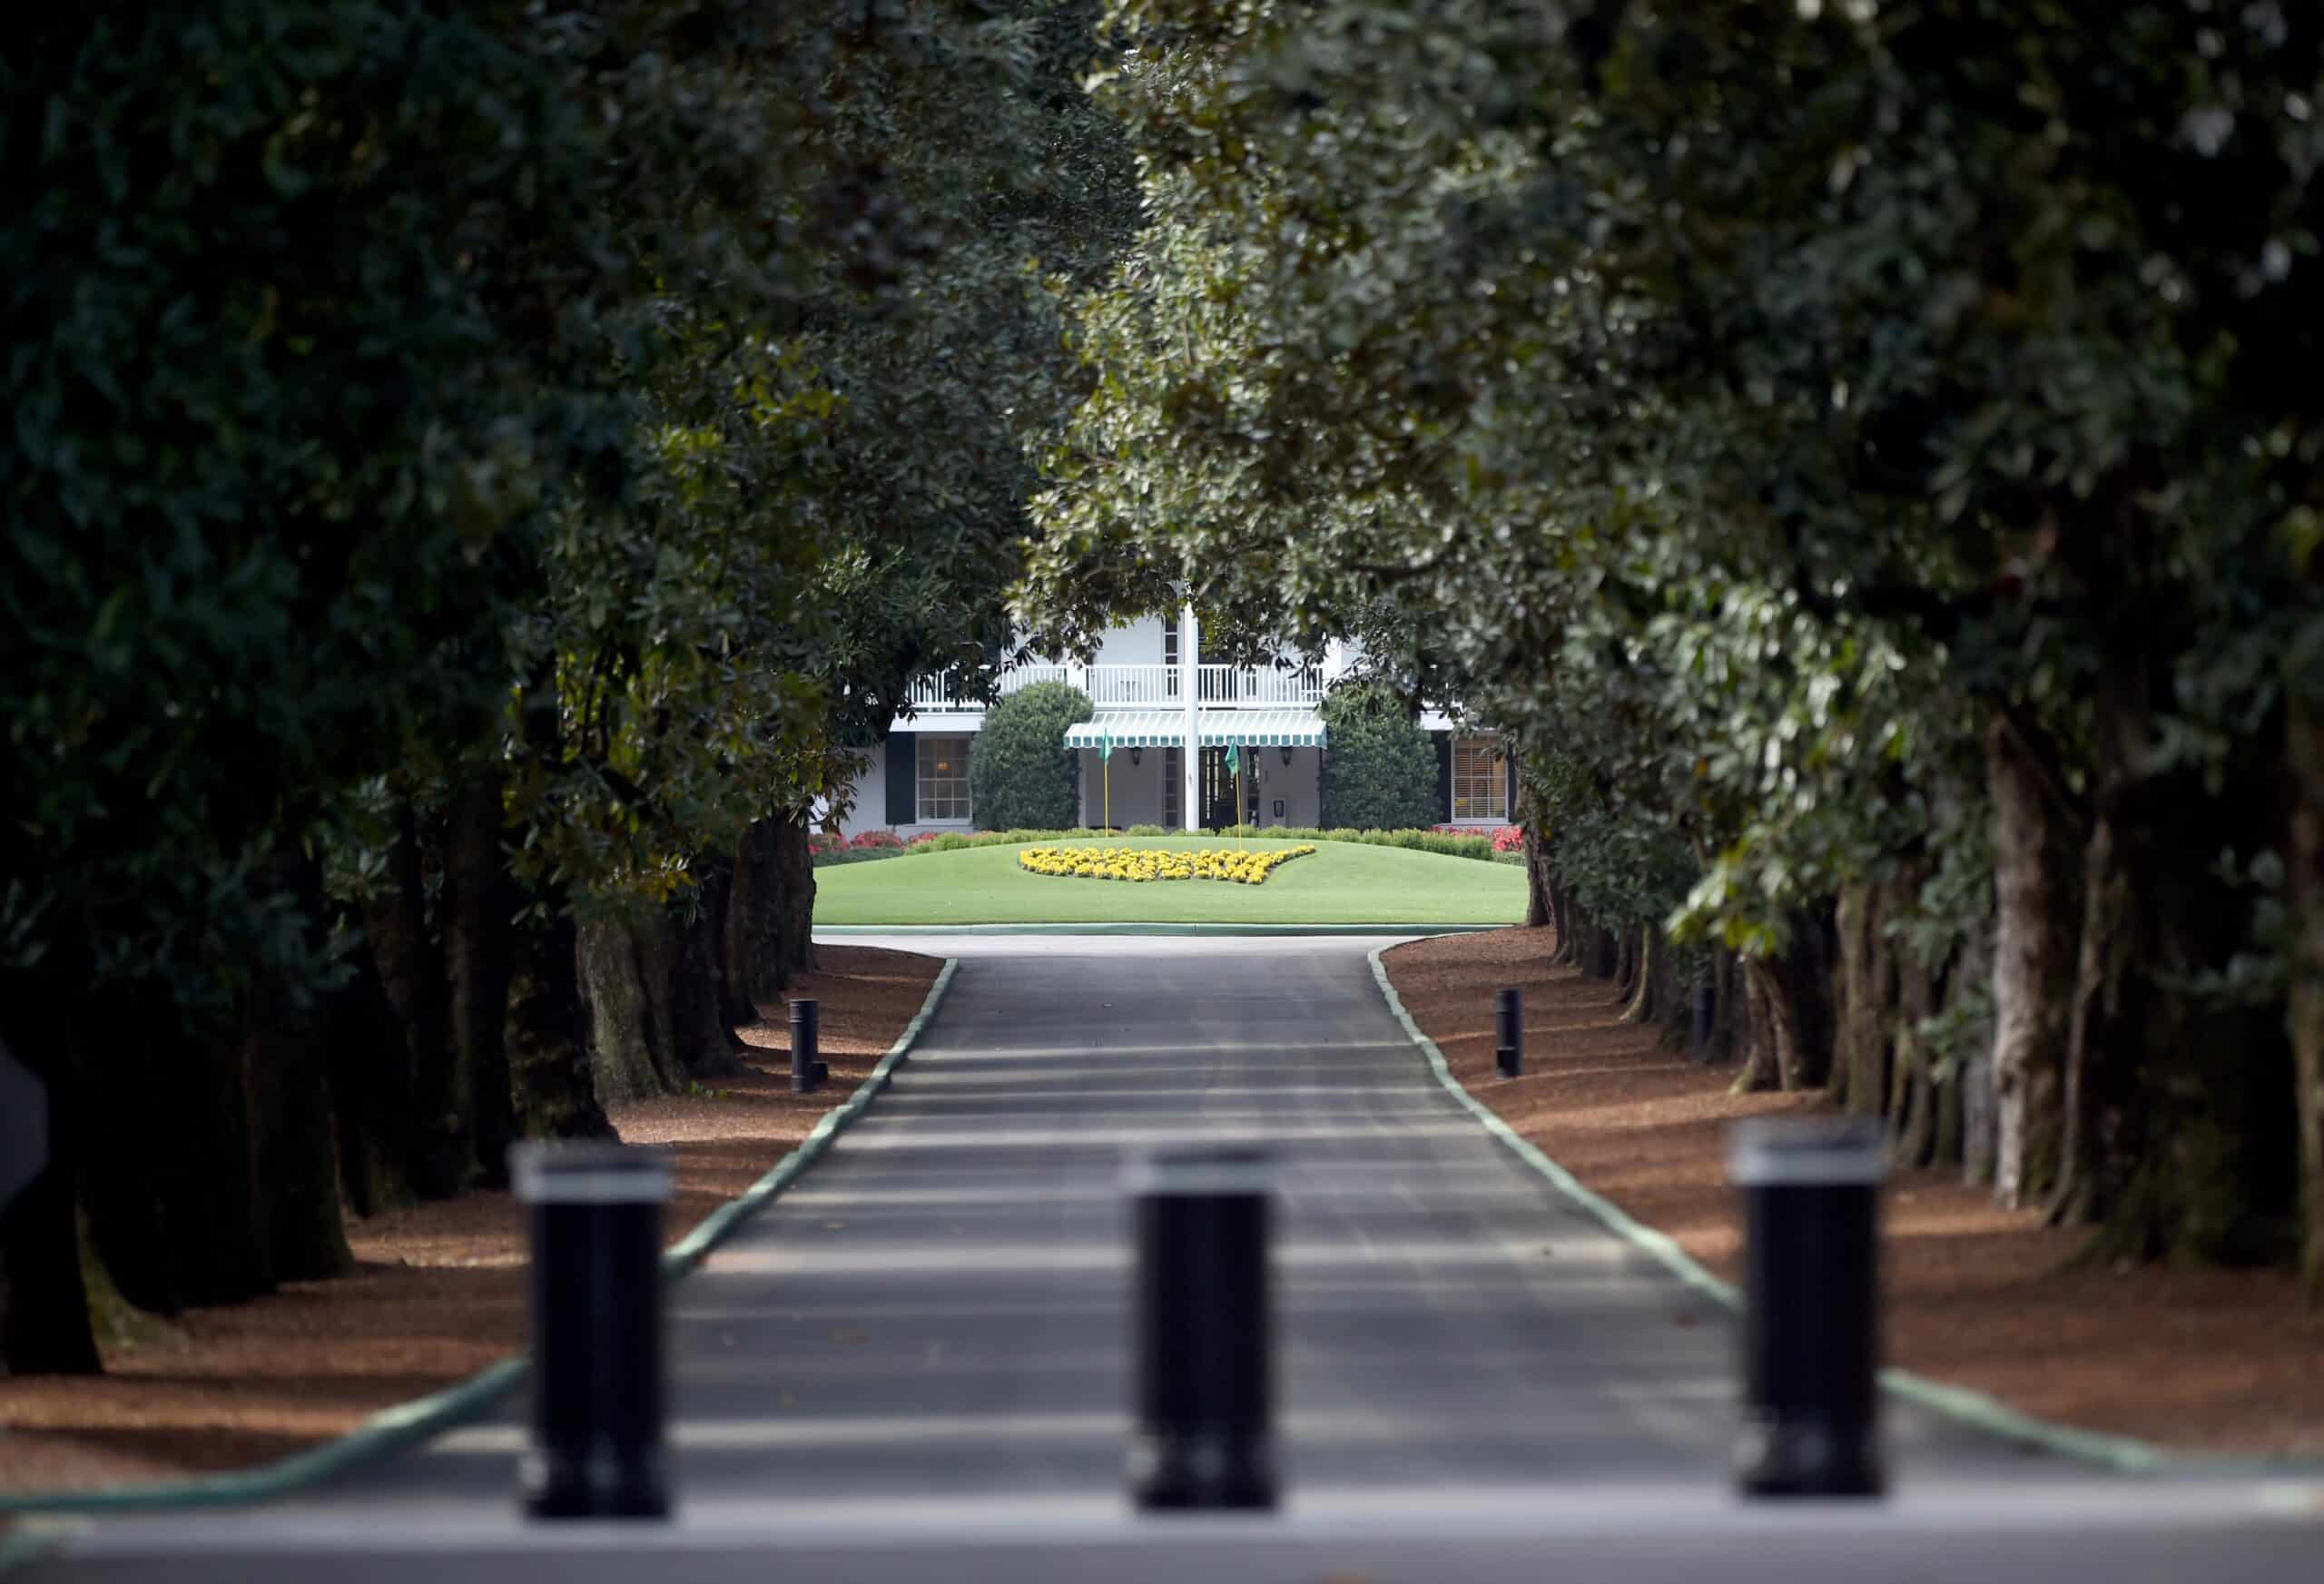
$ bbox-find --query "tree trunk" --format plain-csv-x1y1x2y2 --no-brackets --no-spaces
350,799,462,1205
672,891,745,1077
1987,717,2073,1210
2290,675,2324,1303
1732,957,1783,1093
693,857,750,1047
2051,811,2136,1227
1831,884,1896,1117
239,849,354,1284
1698,948,1739,1067
1760,955,1815,1092
1893,944,1941,1170
771,810,818,981
1620,926,1661,1024
727,820,786,1016
78,995,275,1315
330,942,425,1221
1954,911,1999,1184
577,917,683,1105
1522,800,1553,928
1586,923,1620,980
0,1021,101,1375
507,896,615,1143
446,769,518,1186
243,999,354,1284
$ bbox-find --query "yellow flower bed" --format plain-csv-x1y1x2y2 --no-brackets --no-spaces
1017,844,1317,886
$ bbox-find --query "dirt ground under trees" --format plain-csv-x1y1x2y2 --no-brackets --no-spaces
0,945,940,1494
1384,927,2324,1454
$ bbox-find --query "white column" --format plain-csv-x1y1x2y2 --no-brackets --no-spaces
1180,603,1200,831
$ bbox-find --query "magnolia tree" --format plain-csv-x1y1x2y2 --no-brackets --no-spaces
1021,0,2324,1289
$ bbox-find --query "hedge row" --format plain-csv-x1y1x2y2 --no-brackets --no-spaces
809,825,1525,868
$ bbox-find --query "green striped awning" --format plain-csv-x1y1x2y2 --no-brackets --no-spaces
1063,710,1325,750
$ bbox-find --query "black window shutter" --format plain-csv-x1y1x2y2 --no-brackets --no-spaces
885,733,916,826
1435,733,1453,823
1504,749,1518,821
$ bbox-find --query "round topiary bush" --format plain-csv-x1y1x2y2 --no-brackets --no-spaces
1318,683,1440,829
968,681,1094,831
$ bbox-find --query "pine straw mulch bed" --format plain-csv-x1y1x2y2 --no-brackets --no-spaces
0,944,941,1495
1384,926,2324,1455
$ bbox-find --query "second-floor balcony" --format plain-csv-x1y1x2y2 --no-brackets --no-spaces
907,662,1326,714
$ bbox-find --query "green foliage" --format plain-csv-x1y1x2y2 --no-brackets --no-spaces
1317,687,1441,831
968,684,1096,831
1013,0,2324,1258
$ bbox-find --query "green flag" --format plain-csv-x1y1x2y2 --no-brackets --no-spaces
1097,731,1113,763
1224,743,1239,776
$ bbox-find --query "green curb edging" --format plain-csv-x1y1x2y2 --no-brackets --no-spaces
0,959,962,1520
815,922,1512,937
1363,945,2241,1480
0,1521,68,1575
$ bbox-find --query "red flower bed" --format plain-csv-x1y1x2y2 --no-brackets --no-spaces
1432,822,1525,851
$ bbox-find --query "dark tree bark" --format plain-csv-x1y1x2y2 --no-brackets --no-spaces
1987,717,2073,1210
507,896,615,1143
1893,942,1941,1170
1522,805,1553,929
0,1021,101,1376
81,1007,272,1314
1697,949,1740,1067
727,820,786,1016
692,857,750,1047
1620,926,1664,1025
1831,883,1896,1117
771,810,818,981
1733,957,1782,1094
2290,675,2324,1302
243,999,354,1283
235,848,354,1284
1585,922,1619,980
672,891,745,1077
2051,811,2136,1228
446,769,518,1186
349,799,462,1205
578,918,679,1105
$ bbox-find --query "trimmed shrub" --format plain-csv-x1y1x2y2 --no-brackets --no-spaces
967,683,1094,831
1318,684,1441,830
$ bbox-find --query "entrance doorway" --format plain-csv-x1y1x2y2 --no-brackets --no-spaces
1198,747,1258,830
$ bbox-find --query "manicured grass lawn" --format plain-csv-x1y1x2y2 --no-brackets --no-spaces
812,835,1526,925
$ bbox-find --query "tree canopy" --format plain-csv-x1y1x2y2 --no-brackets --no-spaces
1019,0,2324,1290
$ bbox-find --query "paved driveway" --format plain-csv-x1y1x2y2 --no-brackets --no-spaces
23,934,2321,1581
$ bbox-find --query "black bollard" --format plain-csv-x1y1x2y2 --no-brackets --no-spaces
1728,1116,1886,1499
1691,983,1717,1061
512,1141,675,1520
1127,1146,1275,1511
1495,987,1523,1078
789,997,827,1093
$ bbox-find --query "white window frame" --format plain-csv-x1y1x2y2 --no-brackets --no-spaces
1451,735,1508,823
916,734,974,824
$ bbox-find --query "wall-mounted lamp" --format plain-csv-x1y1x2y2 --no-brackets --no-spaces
1279,745,1295,767
1129,745,1144,766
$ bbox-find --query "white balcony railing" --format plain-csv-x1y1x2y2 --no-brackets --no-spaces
906,663,1073,712
905,659,1325,713
1196,663,1325,708
1085,664,1181,706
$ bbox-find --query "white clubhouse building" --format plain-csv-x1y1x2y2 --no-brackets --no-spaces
831,608,1515,837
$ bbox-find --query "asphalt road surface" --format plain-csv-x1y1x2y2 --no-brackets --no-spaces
19,934,2322,1581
